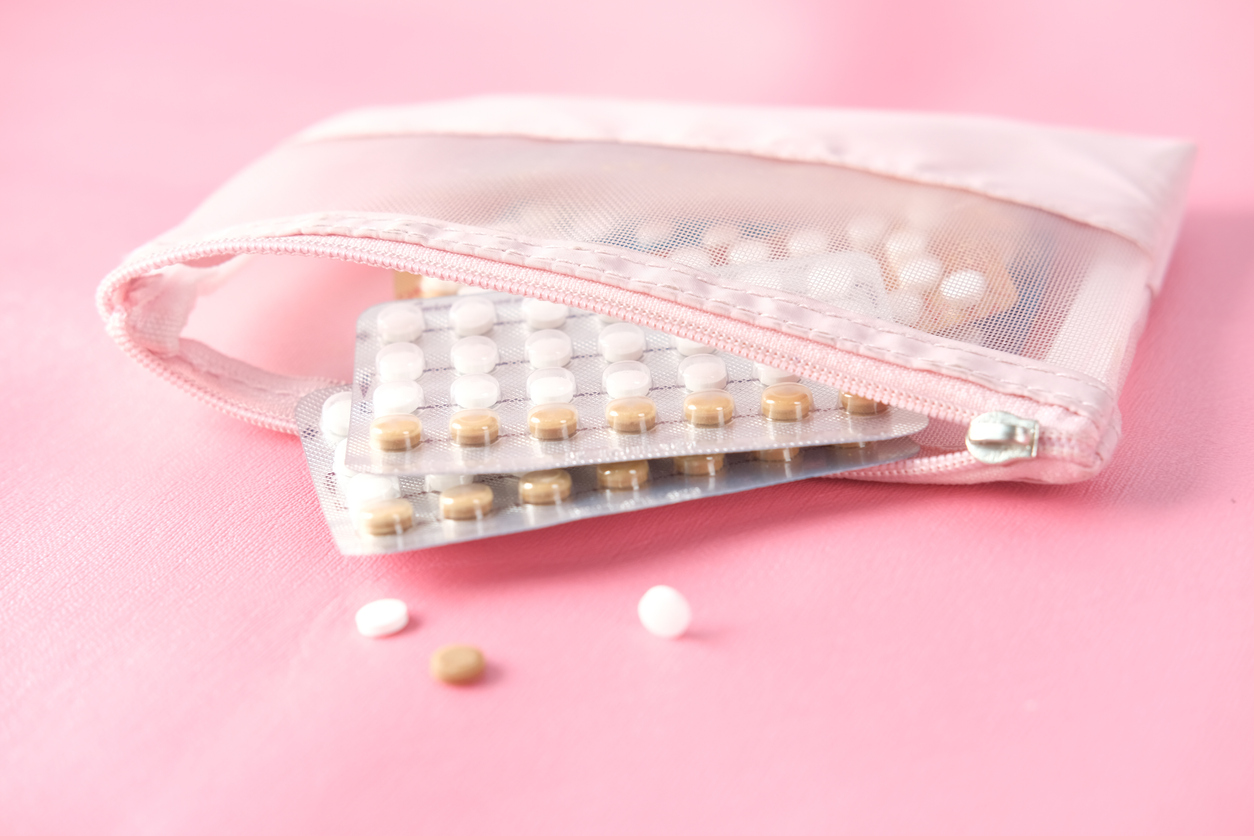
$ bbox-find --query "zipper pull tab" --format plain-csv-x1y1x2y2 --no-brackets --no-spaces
966,412,1039,465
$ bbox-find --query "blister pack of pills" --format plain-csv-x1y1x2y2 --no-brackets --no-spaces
307,388,920,555
342,294,928,476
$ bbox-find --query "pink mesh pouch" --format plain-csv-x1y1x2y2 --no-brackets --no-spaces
96,96,1194,484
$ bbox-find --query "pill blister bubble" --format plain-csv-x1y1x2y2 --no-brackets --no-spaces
727,239,770,265
320,391,353,437
683,391,735,427
518,469,573,505
598,322,646,362
527,367,577,404
345,473,401,510
376,343,425,382
897,256,943,294
596,313,624,324
638,585,691,638
702,224,740,248
376,303,425,344
597,460,650,491
524,329,573,369
602,361,652,399
885,229,928,266
355,598,409,637
448,409,500,446
527,404,579,440
787,228,828,257
808,252,882,298
636,221,673,246
449,297,496,336
605,397,657,434
669,247,711,269
754,363,800,385
372,380,424,416
333,438,357,482
672,335,714,356
439,483,494,521
449,373,501,409
678,354,728,392
370,414,423,452
675,453,725,476
520,298,568,330
888,291,925,326
355,497,415,537
846,214,888,251
425,473,476,492
761,383,814,421
450,335,499,375
939,269,988,309
419,275,463,297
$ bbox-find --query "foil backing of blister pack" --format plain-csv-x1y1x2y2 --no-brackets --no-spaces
305,389,920,555
344,294,928,476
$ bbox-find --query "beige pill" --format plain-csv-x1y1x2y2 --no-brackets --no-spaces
682,390,735,427
840,392,889,415
439,483,494,521
527,404,578,441
430,644,486,684
605,397,657,434
355,497,415,537
597,460,650,490
675,454,724,476
369,414,423,451
761,383,813,421
753,447,803,462
448,409,500,446
518,469,573,505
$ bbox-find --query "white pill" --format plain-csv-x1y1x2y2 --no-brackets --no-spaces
787,228,828,256
525,329,573,369
939,269,988,309
320,391,353,438
596,313,624,324
884,228,929,266
636,221,673,245
527,367,577,404
448,298,496,336
807,251,883,298
755,363,800,385
598,323,646,362
672,335,715,356
897,256,943,294
457,285,495,295
888,290,926,326
521,298,569,330
450,335,499,375
425,473,476,492
638,585,691,639
449,374,500,409
602,361,652,399
669,247,711,269
420,275,463,296
355,599,409,638
702,224,740,247
376,304,425,344
344,473,401,509
727,239,771,264
373,380,424,416
846,214,888,250
678,354,728,392
375,343,425,382
333,437,357,477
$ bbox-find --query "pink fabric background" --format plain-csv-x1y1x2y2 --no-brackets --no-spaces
3,0,1253,832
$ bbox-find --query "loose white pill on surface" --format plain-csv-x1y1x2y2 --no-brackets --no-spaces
602,361,652,399
527,367,577,404
521,298,569,330
457,285,494,295
727,239,771,265
425,473,475,493
373,380,424,416
638,585,691,639
846,214,888,250
702,224,740,248
376,343,425,382
525,329,573,369
598,322,646,362
344,473,401,509
754,363,800,385
355,598,409,638
669,247,711,268
596,313,624,324
450,335,499,375
672,335,715,356
449,298,496,336
896,256,943,294
376,304,425,343
939,269,988,309
449,373,501,409
884,229,929,266
787,228,828,257
678,353,728,392
320,391,353,438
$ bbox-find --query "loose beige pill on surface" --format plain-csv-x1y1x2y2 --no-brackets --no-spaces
840,392,889,415
761,383,814,421
675,454,725,476
448,409,500,446
518,469,573,505
527,404,578,441
439,483,494,521
597,460,650,491
369,414,423,452
605,397,657,434
354,497,415,537
430,644,486,684
682,391,735,428
754,446,803,462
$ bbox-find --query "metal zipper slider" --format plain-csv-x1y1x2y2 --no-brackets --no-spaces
966,412,1039,465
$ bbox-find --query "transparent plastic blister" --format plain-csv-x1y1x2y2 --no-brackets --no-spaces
306,388,920,555
344,293,928,476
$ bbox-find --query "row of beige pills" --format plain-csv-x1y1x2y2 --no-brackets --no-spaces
353,449,809,537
